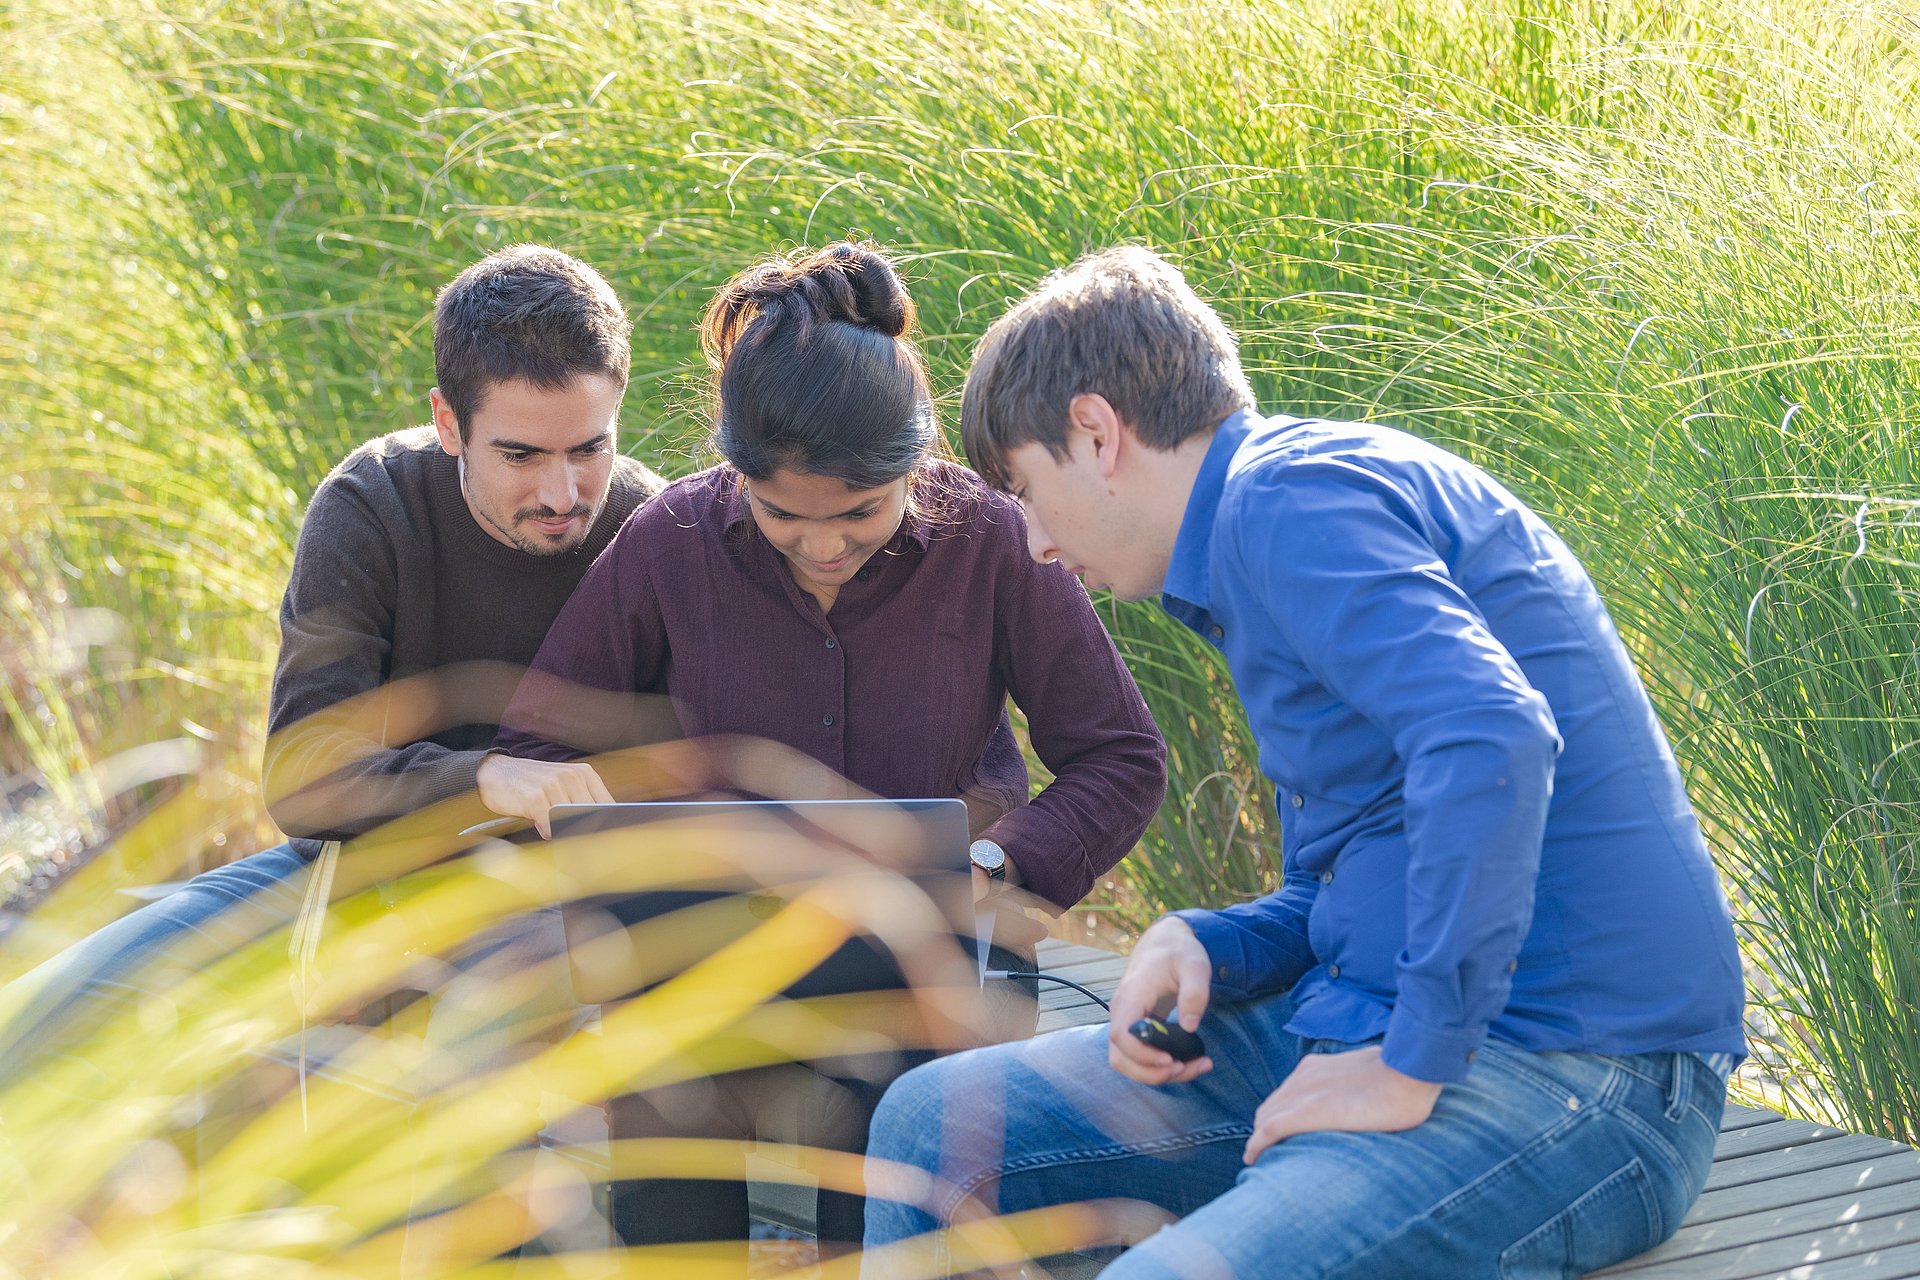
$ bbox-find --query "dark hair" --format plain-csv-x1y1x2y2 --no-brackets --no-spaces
701,241,936,488
960,245,1255,488
433,244,632,440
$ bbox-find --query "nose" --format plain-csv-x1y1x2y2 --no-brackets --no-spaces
537,459,581,515
801,529,852,563
1024,510,1058,565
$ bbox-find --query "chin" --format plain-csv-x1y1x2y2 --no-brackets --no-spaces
520,530,590,556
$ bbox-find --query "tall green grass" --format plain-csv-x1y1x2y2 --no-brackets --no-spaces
6,0,1919,1173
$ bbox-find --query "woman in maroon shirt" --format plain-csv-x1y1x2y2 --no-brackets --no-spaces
492,242,1167,1253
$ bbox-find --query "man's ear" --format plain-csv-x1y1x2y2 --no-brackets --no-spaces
429,388,464,457
1068,392,1127,480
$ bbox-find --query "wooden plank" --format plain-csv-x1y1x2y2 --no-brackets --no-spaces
1699,1238,1920,1279
1032,953,1131,979
1035,942,1123,969
1596,1185,1920,1276
1031,941,1125,1031
1704,1137,1913,1195
1037,1005,1107,1033
1712,1118,1855,1162
1723,1104,1793,1132
1684,1151,1920,1226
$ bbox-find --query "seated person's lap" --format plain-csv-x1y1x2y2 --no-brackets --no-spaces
865,994,1724,1280
0,842,313,1079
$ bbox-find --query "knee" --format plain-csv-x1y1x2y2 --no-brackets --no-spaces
868,1055,956,1165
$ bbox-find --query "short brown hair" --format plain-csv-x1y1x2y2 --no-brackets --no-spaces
960,245,1254,487
433,245,631,439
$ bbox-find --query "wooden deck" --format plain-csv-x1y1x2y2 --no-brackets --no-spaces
1033,937,1920,1279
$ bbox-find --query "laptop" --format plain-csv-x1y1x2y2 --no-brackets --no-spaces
543,798,986,1008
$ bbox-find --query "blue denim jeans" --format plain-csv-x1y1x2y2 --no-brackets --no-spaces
863,993,1724,1279
0,842,313,1084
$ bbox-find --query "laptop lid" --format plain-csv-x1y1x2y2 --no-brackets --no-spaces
544,798,982,1007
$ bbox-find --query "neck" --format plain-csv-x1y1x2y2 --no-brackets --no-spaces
1139,428,1218,543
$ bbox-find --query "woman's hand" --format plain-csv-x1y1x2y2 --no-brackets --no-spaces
475,753,613,838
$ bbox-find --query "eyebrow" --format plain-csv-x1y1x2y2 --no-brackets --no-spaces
755,494,883,520
486,432,611,455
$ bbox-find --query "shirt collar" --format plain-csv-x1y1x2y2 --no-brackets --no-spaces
1161,407,1259,621
719,467,934,553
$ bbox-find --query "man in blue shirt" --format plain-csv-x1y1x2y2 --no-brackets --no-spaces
860,247,1745,1278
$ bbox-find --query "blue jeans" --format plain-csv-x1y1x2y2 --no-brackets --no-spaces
0,842,313,1084
863,993,1724,1278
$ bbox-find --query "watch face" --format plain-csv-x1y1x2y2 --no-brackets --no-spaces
969,839,1006,873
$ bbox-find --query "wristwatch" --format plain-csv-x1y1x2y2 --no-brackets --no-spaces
969,837,1008,881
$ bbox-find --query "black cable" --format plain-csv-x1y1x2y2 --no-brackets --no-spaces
985,968,1111,1012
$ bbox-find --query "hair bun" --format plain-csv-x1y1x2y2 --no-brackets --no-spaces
700,241,915,369
811,242,912,338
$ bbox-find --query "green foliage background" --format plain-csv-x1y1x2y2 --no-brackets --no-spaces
6,0,1920,1145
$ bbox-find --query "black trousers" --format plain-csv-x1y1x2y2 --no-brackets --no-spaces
608,944,1039,1246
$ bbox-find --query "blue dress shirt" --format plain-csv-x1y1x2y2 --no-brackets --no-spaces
1165,410,1746,1084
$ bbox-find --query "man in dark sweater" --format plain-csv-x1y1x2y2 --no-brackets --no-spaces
0,244,663,1075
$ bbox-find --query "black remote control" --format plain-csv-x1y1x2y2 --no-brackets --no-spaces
1129,1015,1206,1062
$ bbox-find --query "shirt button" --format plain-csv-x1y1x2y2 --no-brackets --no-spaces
1290,793,1304,808
1507,960,1518,974
1209,624,1225,641
856,567,873,581
1320,870,1333,885
1327,964,1341,979
1218,965,1229,979
822,713,836,727
824,637,837,649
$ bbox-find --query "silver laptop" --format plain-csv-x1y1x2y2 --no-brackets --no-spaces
544,798,985,1007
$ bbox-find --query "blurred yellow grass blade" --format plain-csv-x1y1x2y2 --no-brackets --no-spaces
0,779,247,986
415,1201,1156,1280
8,831,987,1245
184,838,878,1208
294,890,857,1222
332,1137,927,1277
819,1201,1175,1280
20,888,860,1273
1,861,566,1244
440,1247,766,1280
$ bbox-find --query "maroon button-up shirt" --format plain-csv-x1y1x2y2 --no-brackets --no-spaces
495,459,1167,910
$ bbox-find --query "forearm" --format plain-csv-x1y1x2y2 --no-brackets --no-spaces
265,734,486,842
1384,722,1558,1083
265,661,525,841
980,726,1167,910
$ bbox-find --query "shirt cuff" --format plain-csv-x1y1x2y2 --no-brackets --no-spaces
1382,1002,1489,1085
980,804,1092,913
1171,908,1255,1003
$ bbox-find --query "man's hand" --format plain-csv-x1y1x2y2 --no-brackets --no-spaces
1242,1045,1443,1164
475,753,614,838
1107,915,1215,1086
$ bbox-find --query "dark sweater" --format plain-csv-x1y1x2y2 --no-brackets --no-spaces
263,426,663,855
